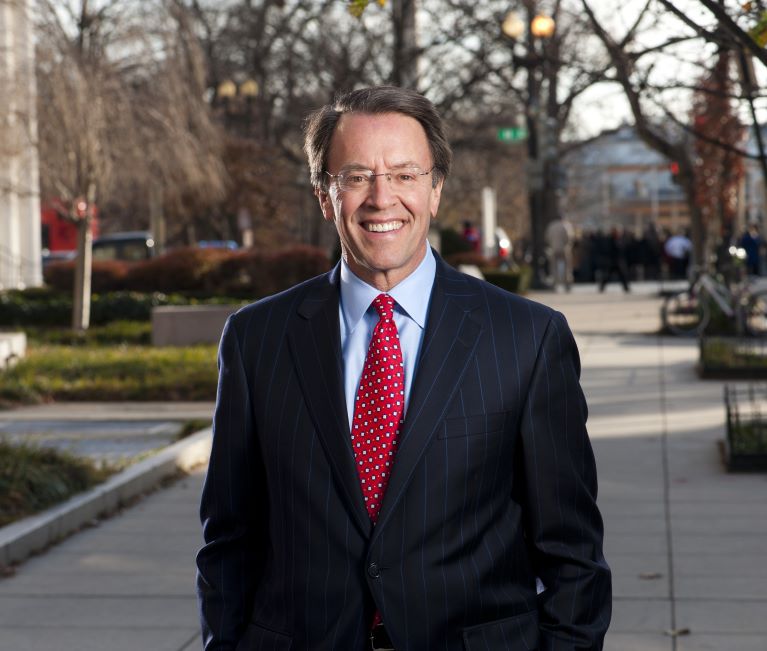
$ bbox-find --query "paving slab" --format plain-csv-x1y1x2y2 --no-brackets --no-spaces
608,597,672,633
603,632,672,651
0,471,204,649
0,283,763,649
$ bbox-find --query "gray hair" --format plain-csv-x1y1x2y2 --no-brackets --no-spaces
303,85,452,191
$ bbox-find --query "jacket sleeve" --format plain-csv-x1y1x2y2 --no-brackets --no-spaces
518,310,612,650
196,315,267,650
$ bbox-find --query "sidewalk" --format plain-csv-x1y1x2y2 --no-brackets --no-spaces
0,283,765,650
537,284,767,651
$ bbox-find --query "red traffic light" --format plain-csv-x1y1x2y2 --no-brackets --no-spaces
669,161,680,175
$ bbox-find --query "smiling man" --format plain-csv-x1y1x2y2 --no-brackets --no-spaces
196,86,611,651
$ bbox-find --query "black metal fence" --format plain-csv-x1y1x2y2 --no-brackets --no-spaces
724,384,767,471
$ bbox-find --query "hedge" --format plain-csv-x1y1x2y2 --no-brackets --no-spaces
0,289,193,326
42,244,331,298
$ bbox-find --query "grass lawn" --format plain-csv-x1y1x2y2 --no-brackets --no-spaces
0,440,113,528
0,322,218,407
0,344,218,406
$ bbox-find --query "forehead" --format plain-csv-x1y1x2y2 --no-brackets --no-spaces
327,112,431,170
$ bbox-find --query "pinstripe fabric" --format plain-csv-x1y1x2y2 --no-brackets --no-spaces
196,252,611,651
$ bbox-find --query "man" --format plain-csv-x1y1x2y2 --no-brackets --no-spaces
196,86,611,651
545,215,575,291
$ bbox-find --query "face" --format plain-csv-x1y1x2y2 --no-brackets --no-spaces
317,112,443,291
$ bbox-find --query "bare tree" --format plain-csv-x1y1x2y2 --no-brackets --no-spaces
35,0,228,327
579,0,766,266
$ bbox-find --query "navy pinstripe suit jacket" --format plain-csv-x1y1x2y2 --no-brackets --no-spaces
196,253,611,651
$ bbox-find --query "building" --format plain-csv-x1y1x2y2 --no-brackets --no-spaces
563,124,689,234
0,0,41,289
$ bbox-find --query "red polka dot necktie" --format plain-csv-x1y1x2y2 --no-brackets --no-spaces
352,293,404,524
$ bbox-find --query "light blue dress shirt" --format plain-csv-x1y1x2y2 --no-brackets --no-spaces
339,245,436,428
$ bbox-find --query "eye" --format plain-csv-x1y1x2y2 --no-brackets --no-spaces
344,173,370,186
396,172,416,183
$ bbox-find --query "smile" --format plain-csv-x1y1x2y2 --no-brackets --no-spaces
365,221,403,233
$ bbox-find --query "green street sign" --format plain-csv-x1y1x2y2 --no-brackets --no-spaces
497,127,528,142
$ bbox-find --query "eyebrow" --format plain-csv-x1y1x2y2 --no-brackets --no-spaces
338,161,425,172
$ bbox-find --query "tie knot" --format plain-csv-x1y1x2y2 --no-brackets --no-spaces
373,293,395,322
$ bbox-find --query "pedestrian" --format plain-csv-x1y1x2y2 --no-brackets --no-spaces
196,86,611,651
663,229,692,279
545,213,575,291
598,225,631,293
639,222,662,281
739,221,762,276
461,219,480,252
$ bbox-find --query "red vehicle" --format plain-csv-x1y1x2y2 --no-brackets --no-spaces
41,202,100,254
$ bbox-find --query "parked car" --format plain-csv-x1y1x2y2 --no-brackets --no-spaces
42,250,76,267
92,231,155,261
197,240,239,250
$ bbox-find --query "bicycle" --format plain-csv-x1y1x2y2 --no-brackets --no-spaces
661,268,767,337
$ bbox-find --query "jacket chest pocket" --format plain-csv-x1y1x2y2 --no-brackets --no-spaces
439,411,509,439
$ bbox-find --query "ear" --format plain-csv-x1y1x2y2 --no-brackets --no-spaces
429,178,444,219
316,188,335,222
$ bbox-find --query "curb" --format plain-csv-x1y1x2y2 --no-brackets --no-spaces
0,427,212,567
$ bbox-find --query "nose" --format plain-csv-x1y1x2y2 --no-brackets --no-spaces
365,173,396,208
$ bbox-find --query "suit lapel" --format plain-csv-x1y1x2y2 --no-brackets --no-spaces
373,258,483,538
286,266,372,537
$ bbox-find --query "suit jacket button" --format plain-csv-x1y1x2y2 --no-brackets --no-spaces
367,562,380,578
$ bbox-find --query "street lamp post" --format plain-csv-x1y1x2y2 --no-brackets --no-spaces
503,6,555,289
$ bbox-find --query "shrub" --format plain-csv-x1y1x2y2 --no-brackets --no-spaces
36,245,332,299
26,321,152,346
263,245,332,294
44,260,131,293
481,266,533,295
440,227,473,258
445,251,491,268
123,247,234,294
0,289,242,327
0,440,112,527
213,245,331,298
0,288,73,326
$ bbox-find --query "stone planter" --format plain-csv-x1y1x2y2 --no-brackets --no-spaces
699,336,767,380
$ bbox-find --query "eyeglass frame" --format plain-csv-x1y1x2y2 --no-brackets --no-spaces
324,166,436,192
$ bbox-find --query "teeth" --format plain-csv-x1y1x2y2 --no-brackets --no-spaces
366,221,403,233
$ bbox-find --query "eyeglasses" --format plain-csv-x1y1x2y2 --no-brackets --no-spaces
325,166,433,193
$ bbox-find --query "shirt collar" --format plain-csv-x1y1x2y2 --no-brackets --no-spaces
339,244,436,334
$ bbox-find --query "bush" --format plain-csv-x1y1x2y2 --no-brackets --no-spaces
123,247,233,294
26,321,152,346
213,245,331,298
44,260,131,293
0,440,112,527
0,288,73,326
39,245,332,299
445,251,491,268
440,227,473,258
482,266,533,295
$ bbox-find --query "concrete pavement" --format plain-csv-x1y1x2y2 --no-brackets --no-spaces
0,282,765,650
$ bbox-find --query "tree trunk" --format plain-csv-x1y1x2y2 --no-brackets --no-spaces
72,183,96,331
72,217,93,331
391,0,418,88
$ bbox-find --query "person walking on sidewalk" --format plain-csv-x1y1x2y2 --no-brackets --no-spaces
196,86,611,651
598,225,631,293
545,214,575,291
